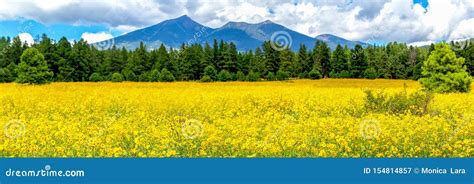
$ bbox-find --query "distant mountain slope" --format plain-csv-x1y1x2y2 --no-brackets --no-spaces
108,15,214,49
316,34,368,49
99,15,367,51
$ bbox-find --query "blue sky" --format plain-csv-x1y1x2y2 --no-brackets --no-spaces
413,0,429,8
0,0,472,45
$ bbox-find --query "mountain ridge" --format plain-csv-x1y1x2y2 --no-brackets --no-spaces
97,15,368,51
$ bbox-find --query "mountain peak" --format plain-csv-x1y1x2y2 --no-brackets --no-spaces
260,20,274,24
161,14,207,30
108,15,367,51
171,15,194,22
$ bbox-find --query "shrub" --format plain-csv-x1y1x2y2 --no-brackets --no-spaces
217,70,232,81
419,43,471,93
89,72,103,82
111,72,124,82
200,75,213,82
138,72,150,82
308,69,322,79
15,48,53,84
203,66,217,80
149,69,160,82
364,88,433,116
298,72,308,79
329,70,352,78
122,69,137,81
236,71,246,81
276,70,289,80
266,72,276,81
230,72,238,81
159,68,175,82
364,67,379,79
246,71,260,82
0,68,14,82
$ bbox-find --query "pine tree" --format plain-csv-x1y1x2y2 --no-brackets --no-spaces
263,41,280,74
279,47,293,73
153,44,170,71
350,44,368,78
36,34,60,77
419,43,471,93
296,44,310,75
314,41,331,78
69,39,92,81
330,44,350,77
126,42,149,77
224,42,238,73
56,37,73,81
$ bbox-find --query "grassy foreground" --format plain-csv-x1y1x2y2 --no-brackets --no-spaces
0,79,472,157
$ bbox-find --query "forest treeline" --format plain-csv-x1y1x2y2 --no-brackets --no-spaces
0,34,472,82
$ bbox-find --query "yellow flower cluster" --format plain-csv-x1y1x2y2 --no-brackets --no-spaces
0,79,472,157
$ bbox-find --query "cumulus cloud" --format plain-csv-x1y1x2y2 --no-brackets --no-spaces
81,32,113,43
18,32,34,45
0,0,473,44
449,18,474,40
408,40,434,47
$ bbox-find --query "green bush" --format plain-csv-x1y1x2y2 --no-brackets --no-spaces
298,72,308,79
230,72,238,81
159,68,175,82
266,72,276,81
89,72,103,82
364,88,433,115
111,72,124,82
276,70,289,80
236,71,246,81
246,71,260,81
203,66,217,80
308,69,322,79
329,70,352,78
0,68,14,82
419,43,471,93
15,48,53,84
364,67,379,79
200,75,213,82
138,72,150,82
217,70,232,81
149,69,160,82
122,69,137,81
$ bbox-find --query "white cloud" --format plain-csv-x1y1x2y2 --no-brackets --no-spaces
0,0,473,44
408,40,434,47
449,18,474,40
80,32,113,43
18,33,34,45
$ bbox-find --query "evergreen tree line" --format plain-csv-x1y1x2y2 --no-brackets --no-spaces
0,34,472,83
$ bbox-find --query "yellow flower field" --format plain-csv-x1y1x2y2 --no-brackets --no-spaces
0,79,472,157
